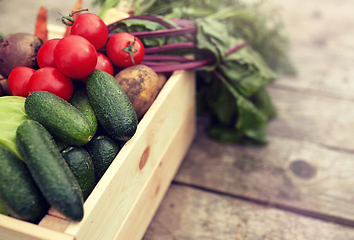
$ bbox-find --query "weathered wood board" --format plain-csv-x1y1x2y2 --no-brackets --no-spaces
270,0,354,99
173,121,354,224
267,87,354,151
144,185,354,240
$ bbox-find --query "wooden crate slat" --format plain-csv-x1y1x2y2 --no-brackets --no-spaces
62,69,195,239
113,100,196,240
0,214,74,240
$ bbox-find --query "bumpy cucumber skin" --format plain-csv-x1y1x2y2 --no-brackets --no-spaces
84,135,120,182
16,120,84,222
61,146,96,200
70,88,98,134
0,145,49,223
25,91,95,146
86,70,138,141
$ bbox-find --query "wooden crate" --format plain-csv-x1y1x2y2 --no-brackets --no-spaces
0,69,196,240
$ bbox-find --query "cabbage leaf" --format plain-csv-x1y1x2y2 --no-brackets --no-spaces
0,96,28,160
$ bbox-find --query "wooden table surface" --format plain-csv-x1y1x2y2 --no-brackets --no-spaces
1,0,354,239
143,0,354,239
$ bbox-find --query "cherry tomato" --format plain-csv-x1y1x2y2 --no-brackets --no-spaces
37,38,60,68
54,35,97,79
7,66,35,97
70,13,108,50
28,67,73,101
106,32,145,68
79,52,114,83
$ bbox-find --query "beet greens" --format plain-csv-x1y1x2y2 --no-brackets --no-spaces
107,15,277,144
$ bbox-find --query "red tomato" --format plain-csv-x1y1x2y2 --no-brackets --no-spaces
106,32,145,68
28,67,73,101
70,13,108,50
54,35,97,79
79,52,114,83
95,52,114,75
37,38,60,68
8,66,35,97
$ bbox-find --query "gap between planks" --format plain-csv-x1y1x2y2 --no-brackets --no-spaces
171,181,354,229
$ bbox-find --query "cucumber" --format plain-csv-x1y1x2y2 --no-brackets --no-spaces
0,144,49,222
70,88,98,134
61,146,96,200
86,70,138,141
16,120,84,221
84,135,120,182
25,91,95,146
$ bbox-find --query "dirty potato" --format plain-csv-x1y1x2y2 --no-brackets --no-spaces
115,64,159,119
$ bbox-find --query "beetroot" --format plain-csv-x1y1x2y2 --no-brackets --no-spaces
0,33,43,78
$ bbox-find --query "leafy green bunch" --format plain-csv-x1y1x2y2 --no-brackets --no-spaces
93,0,295,144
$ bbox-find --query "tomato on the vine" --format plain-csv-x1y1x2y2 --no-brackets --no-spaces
54,35,97,79
7,66,35,97
106,32,145,69
37,38,60,68
28,67,73,101
70,13,108,50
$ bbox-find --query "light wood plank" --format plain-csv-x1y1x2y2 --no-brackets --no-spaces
113,101,195,240
267,87,354,151
38,215,70,233
144,184,354,240
269,0,354,99
0,214,74,240
174,119,354,224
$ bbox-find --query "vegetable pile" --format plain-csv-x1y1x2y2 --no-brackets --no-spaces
0,6,160,223
0,0,294,224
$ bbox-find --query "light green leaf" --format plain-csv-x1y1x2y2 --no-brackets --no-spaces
0,96,28,160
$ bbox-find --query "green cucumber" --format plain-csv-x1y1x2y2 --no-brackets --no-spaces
84,135,120,182
25,91,95,146
16,120,84,222
0,144,48,222
61,146,96,200
86,70,138,141
70,88,98,133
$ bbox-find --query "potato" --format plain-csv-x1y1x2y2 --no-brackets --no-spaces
0,33,43,78
115,65,160,119
157,73,167,92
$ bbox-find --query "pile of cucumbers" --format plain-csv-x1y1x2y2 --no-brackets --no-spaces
0,70,138,222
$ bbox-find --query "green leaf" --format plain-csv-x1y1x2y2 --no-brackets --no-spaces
218,37,277,98
195,18,230,71
0,202,8,215
0,96,28,160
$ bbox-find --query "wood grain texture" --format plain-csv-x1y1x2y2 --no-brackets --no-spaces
113,101,195,240
267,87,354,151
0,214,74,240
174,120,354,224
144,185,354,240
270,0,354,100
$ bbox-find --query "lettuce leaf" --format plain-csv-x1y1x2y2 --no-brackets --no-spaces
0,96,28,160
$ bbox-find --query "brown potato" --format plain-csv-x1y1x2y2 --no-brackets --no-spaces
115,64,160,119
157,73,167,92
